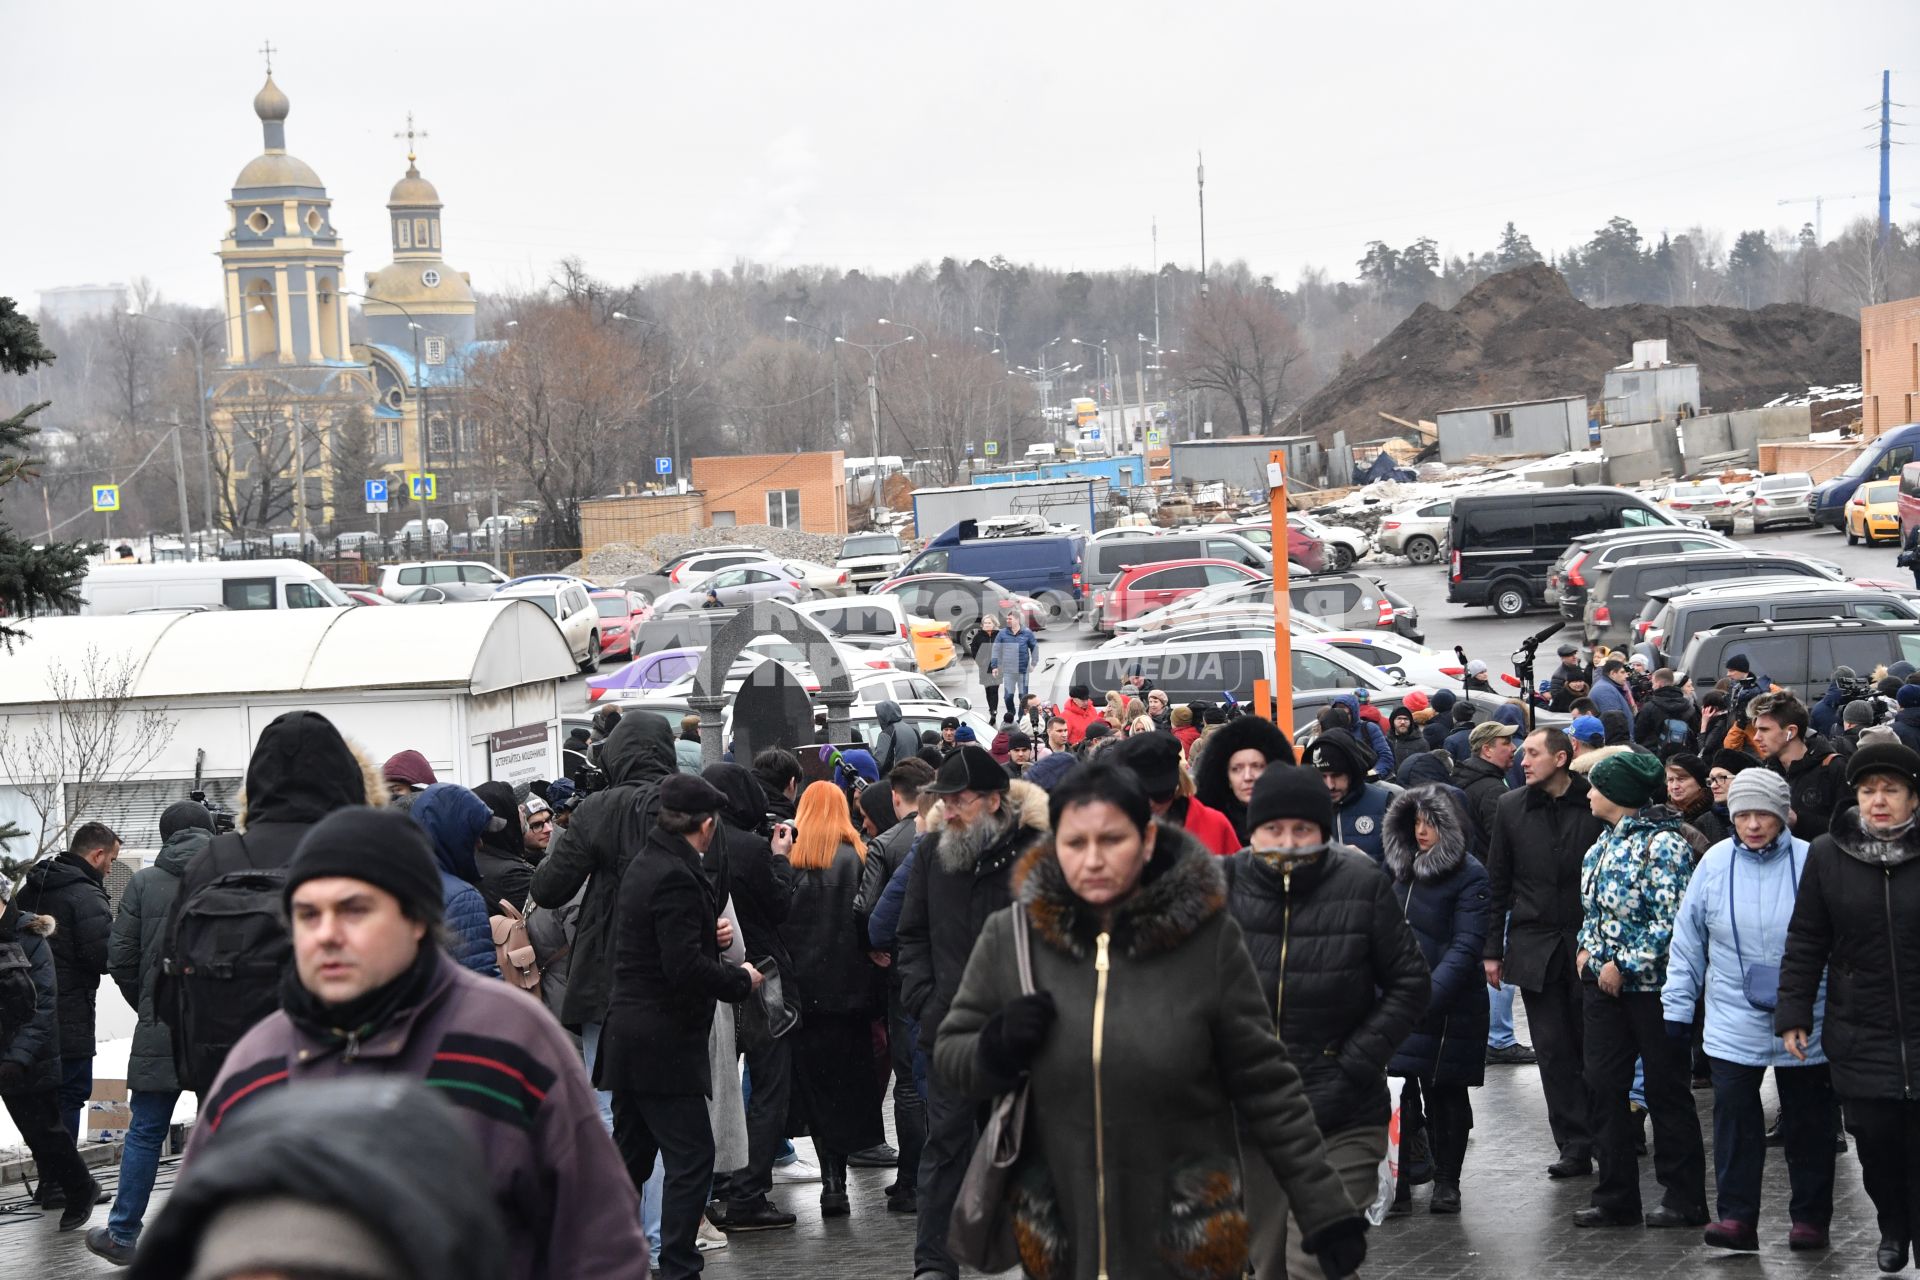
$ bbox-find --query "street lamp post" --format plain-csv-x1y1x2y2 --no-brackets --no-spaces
878,319,940,467
831,329,915,512
343,290,431,549
613,312,679,488
782,315,844,444
128,304,266,557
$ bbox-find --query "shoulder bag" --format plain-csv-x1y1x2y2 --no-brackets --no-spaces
948,900,1036,1272
1729,846,1801,1011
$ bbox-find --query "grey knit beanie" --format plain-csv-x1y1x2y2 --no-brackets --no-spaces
1726,768,1791,826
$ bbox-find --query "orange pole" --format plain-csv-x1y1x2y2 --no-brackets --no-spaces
1269,450,1294,739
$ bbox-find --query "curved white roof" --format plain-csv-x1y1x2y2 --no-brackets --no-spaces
0,601,575,706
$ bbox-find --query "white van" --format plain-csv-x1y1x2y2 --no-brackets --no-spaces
78,559,351,615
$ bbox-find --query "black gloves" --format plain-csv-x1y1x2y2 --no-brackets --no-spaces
1301,1215,1368,1280
977,991,1056,1079
0,1061,25,1093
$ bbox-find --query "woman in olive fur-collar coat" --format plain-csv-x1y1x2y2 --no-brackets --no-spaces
936,807,1362,1280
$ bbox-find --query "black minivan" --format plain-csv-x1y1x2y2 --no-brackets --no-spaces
1447,487,1692,617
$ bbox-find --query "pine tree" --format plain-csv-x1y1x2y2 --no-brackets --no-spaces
0,296,92,648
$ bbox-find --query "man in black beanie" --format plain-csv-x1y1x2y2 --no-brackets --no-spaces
1227,765,1427,1276
188,807,649,1280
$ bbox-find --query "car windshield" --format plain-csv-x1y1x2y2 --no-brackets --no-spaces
594,597,628,618
1866,481,1899,503
842,535,898,557
518,595,559,618
1761,474,1810,491
1671,482,1723,497
1844,450,1881,479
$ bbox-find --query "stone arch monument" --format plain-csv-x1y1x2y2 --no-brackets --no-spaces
690,599,858,766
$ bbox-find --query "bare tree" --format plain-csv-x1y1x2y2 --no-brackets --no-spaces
0,645,177,864
1171,287,1306,435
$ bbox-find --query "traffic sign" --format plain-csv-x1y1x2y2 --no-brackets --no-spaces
364,478,389,503
1146,429,1164,446
408,473,437,500
92,485,120,512
965,443,974,456
1085,428,1101,441
655,457,673,475
984,440,999,457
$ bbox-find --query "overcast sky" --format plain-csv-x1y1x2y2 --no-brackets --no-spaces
5,1,1915,309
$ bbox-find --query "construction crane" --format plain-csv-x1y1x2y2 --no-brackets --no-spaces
1778,192,1879,244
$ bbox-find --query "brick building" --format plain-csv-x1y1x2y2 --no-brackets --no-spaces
1862,294,1920,437
690,451,847,535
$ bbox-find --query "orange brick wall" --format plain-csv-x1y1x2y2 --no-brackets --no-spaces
1758,441,1861,482
690,451,847,534
1861,295,1920,438
579,492,703,556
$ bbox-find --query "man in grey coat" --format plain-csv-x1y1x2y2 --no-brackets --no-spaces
88,802,214,1264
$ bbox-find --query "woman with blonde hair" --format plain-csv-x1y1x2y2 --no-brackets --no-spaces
780,781,886,1217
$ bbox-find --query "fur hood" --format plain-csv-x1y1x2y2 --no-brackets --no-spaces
1013,822,1223,962
1382,785,1471,884
0,899,54,938
1829,804,1920,867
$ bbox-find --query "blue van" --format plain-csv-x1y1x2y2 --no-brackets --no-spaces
897,521,1087,620
1810,422,1920,529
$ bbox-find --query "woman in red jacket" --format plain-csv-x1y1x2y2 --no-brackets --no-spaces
1060,682,1104,745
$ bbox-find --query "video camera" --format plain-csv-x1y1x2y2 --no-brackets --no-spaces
189,749,238,834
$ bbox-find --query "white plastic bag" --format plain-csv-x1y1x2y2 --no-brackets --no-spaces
1364,1076,1405,1226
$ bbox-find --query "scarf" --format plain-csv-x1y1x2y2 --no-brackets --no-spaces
281,941,440,1050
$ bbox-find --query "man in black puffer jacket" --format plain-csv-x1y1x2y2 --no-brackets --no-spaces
529,712,677,1072
17,821,119,1147
1227,763,1429,1278
1632,668,1696,750
702,761,800,1232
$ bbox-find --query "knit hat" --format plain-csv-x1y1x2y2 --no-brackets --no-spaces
1896,685,1920,710
160,800,215,840
1846,741,1920,790
1389,705,1415,730
1401,690,1430,713
1008,730,1033,751
989,731,1013,766
1894,661,1918,680
1589,750,1665,809
381,749,436,790
1431,688,1456,713
1880,676,1905,698
839,748,880,784
1628,653,1650,670
1068,683,1092,701
1452,701,1477,724
1108,731,1182,797
1726,653,1752,675
1847,699,1878,727
1172,705,1194,728
1024,750,1078,791
1466,659,1489,677
954,724,978,744
1665,752,1708,789
1569,714,1605,745
1307,728,1374,782
1083,720,1113,742
1246,764,1335,838
1710,748,1758,777
285,808,445,924
1833,665,1859,683
184,1195,407,1280
1726,769,1791,825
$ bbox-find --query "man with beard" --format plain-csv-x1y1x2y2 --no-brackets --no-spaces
896,745,1046,1280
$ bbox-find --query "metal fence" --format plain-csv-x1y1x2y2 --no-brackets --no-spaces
130,526,587,580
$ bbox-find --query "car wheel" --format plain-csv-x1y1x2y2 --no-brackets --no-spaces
1848,524,1859,545
1328,544,1353,570
582,633,601,673
1491,584,1529,618
1404,535,1439,565
1037,590,1077,628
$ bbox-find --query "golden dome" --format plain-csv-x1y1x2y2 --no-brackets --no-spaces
253,74,290,123
234,151,324,190
389,163,441,207
363,260,476,308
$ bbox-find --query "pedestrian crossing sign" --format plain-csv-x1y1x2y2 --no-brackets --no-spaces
92,485,120,512
1147,429,1164,446
984,440,999,456
409,473,437,500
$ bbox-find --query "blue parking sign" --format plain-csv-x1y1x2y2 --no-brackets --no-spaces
655,457,673,475
364,479,388,503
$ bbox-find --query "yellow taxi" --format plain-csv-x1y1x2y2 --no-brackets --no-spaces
908,617,956,673
1847,479,1901,545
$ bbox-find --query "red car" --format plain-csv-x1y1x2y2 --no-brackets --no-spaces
344,588,394,607
1094,558,1265,631
591,589,652,660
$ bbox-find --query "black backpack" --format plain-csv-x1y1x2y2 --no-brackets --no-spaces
163,858,292,1094
0,937,34,1048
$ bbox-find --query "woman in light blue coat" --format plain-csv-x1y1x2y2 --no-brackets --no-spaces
1663,768,1835,1253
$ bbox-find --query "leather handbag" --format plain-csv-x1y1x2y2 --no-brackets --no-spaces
948,901,1037,1272
737,955,801,1053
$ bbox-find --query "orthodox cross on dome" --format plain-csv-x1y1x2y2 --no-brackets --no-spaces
259,39,276,75
395,111,428,171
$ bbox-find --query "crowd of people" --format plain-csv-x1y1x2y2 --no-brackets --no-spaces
6,635,1920,1277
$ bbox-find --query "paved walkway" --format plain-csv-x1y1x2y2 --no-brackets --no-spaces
0,1030,1892,1277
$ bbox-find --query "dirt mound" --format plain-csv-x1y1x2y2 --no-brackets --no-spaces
1284,264,1861,446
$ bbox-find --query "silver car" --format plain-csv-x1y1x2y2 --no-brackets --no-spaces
1750,471,1816,530
1375,499,1451,564
652,562,812,613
